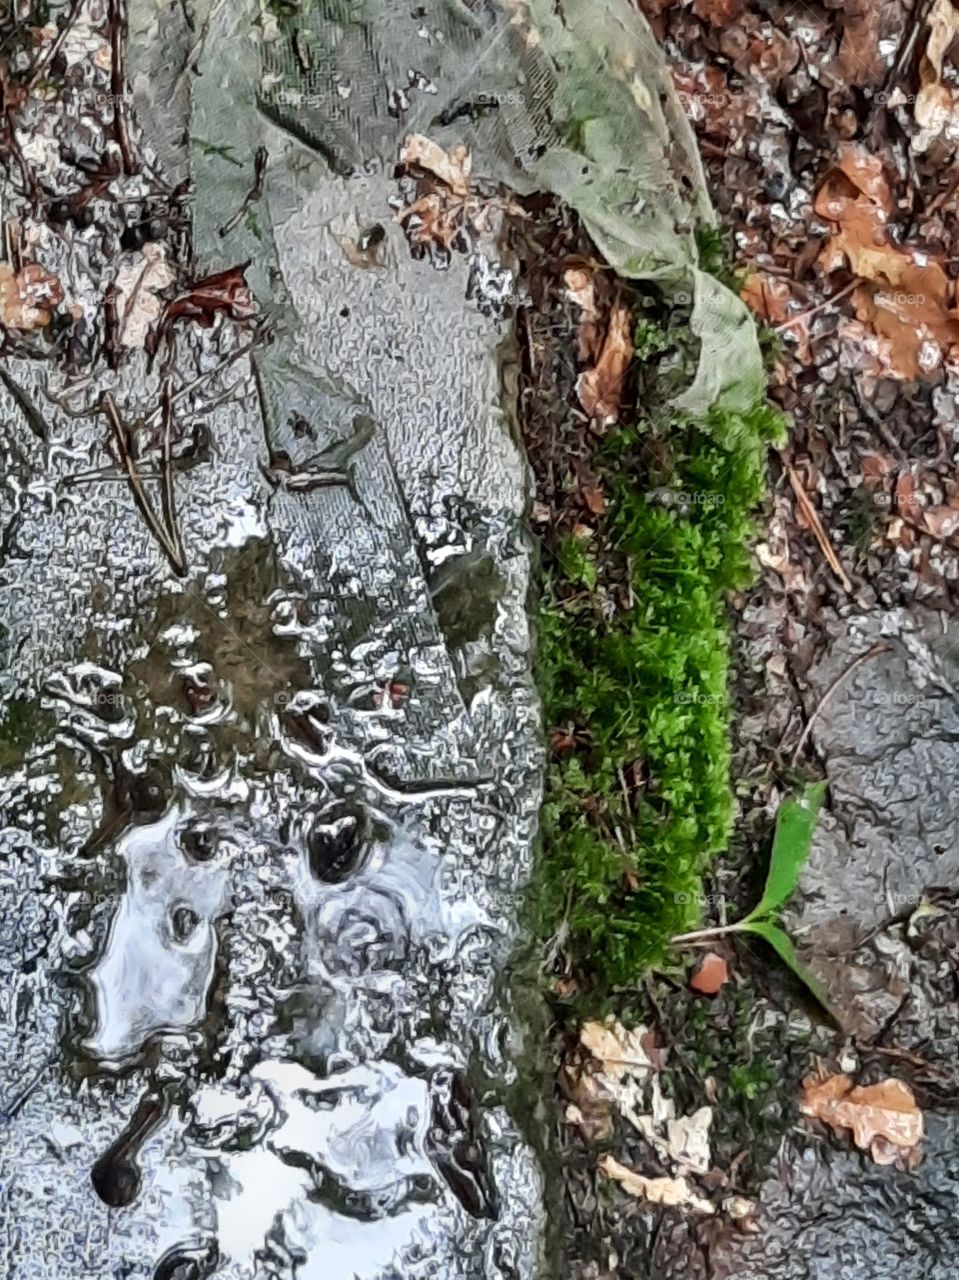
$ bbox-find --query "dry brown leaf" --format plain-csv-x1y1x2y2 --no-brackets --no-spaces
599,1154,715,1215
692,0,746,26
581,1020,655,1073
577,301,633,425
815,144,959,377
861,452,894,483
582,484,606,516
800,1074,924,1166
395,193,464,253
915,0,959,151
565,267,604,362
836,1,885,86
0,262,63,330
894,471,923,525
852,261,959,379
923,504,959,538
742,272,813,362
399,134,471,197
814,144,891,275
741,272,793,325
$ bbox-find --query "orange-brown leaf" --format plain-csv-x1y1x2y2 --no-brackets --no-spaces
577,302,634,426
0,262,63,331
800,1074,923,1166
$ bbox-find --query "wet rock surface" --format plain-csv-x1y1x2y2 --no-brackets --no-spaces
0,2,545,1276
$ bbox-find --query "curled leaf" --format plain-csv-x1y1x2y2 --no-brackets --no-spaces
599,1154,715,1215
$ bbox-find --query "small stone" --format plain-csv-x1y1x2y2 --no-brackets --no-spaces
689,951,729,995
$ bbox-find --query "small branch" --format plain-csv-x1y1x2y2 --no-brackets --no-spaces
775,278,860,333
219,145,268,238
788,641,890,766
108,0,137,175
785,460,854,593
158,375,185,570
26,0,86,90
0,365,48,440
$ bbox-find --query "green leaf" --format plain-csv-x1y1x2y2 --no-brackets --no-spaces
740,920,838,1023
744,781,826,922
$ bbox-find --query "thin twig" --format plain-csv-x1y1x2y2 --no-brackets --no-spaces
0,366,47,440
107,0,137,175
785,461,854,593
0,72,40,204
26,0,86,89
219,146,268,238
775,278,860,333
174,0,226,96
788,642,890,766
158,375,185,570
879,0,937,103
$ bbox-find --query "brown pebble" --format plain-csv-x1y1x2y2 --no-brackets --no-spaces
690,951,729,995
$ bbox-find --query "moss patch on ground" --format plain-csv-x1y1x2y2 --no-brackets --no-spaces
533,303,784,987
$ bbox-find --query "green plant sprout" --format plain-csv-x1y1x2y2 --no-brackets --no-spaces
671,781,834,1014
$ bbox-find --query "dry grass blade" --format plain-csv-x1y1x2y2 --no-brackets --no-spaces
101,391,187,576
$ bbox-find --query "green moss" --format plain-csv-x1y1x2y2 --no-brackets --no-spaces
533,313,785,987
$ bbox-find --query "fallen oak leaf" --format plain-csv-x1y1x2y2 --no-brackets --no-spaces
894,470,924,526
599,1154,715,1215
740,272,793,325
835,0,886,87
395,192,464,253
852,262,959,380
800,1074,923,1167
399,133,471,197
580,1019,655,1074
692,0,746,25
581,484,606,516
742,271,813,363
564,266,604,362
922,504,959,539
814,143,959,378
